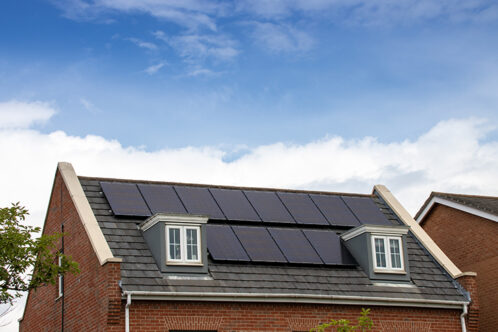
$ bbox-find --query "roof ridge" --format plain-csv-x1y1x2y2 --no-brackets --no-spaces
77,175,373,197
431,191,498,200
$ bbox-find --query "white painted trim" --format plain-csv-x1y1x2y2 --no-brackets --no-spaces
374,185,463,278
341,224,409,241
58,162,121,265
416,196,498,224
122,291,467,309
140,213,208,232
371,235,405,272
165,225,202,264
372,282,416,288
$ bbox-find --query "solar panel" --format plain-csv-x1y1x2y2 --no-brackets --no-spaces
244,191,295,224
309,194,360,226
342,196,391,225
209,188,261,222
206,225,250,261
303,230,355,265
137,184,187,215
277,192,328,225
232,226,287,263
268,228,322,264
174,186,226,220
100,182,151,217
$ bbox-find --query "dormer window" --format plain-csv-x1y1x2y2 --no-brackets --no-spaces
372,236,403,271
166,225,201,264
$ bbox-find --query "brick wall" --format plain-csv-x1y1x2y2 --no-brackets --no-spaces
19,170,121,332
422,203,498,332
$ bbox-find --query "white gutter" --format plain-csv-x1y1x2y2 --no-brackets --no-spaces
461,303,468,332
125,293,132,332
122,291,467,310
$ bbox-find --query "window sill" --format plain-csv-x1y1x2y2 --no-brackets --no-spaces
373,269,406,275
166,261,203,266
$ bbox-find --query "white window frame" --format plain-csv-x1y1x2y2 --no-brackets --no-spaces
371,235,404,273
166,224,202,265
58,255,63,297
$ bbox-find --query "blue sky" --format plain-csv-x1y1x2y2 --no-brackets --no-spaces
2,0,498,150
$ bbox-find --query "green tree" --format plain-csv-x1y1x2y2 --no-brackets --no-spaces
0,203,79,304
310,308,373,332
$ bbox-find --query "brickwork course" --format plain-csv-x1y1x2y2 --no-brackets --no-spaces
20,164,472,331
418,193,498,332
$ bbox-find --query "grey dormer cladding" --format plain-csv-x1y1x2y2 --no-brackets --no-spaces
79,177,467,304
341,225,410,282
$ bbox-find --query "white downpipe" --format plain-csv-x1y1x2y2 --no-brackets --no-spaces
125,293,132,332
460,303,468,332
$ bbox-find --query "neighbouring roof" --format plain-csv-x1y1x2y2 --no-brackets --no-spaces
78,176,467,305
415,192,498,223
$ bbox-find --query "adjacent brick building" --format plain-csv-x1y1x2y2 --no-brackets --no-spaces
417,192,498,332
20,163,476,331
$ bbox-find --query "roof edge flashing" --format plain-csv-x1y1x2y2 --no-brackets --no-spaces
58,162,121,266
373,185,462,279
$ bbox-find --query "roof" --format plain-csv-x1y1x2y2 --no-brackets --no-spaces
76,175,467,306
415,192,498,224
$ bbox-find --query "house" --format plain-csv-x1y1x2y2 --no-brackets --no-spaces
20,162,477,331
416,192,498,332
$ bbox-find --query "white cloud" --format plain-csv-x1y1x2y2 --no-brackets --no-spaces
126,37,157,50
250,22,314,53
144,62,165,75
0,100,56,129
79,98,100,113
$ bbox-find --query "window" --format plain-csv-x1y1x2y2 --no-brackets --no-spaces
58,255,63,297
372,236,404,271
166,225,201,264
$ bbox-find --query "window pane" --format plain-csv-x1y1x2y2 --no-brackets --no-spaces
375,238,386,268
169,228,181,260
186,228,198,261
390,238,402,268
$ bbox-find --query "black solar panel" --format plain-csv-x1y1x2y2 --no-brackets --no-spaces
268,228,322,264
137,184,186,215
342,196,391,225
209,188,261,222
232,226,287,263
277,192,328,225
244,191,295,224
100,182,151,216
309,195,360,226
174,186,226,220
206,225,250,261
303,230,355,265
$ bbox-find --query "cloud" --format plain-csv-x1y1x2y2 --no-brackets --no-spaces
249,22,314,53
79,98,100,113
144,62,165,75
126,37,157,50
0,100,56,129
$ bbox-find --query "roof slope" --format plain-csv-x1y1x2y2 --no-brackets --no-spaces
415,192,498,222
79,177,466,305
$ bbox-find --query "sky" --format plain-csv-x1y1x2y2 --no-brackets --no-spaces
1,0,498,330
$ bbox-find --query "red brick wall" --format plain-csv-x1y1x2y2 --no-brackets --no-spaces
109,301,462,332
19,170,121,332
422,203,498,332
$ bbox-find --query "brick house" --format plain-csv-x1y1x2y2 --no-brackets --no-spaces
416,192,498,332
20,162,477,331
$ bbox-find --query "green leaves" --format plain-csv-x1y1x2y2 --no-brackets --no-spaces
310,308,373,332
0,203,79,304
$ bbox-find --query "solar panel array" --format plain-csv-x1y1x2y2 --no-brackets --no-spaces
205,225,354,265
100,181,390,226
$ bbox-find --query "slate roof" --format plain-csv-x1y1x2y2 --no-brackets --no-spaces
415,192,498,220
79,176,466,303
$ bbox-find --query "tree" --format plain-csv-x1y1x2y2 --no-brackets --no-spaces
0,203,79,304
310,308,373,332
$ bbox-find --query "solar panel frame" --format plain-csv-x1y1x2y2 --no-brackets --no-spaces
206,225,250,262
268,228,322,264
309,194,361,226
232,226,287,263
303,229,355,265
209,188,261,222
341,196,391,225
243,190,295,224
137,184,187,215
174,186,226,220
100,182,151,217
277,192,328,225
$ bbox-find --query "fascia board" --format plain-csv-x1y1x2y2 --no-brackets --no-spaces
373,185,463,278
341,224,409,241
140,213,208,232
417,196,498,224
